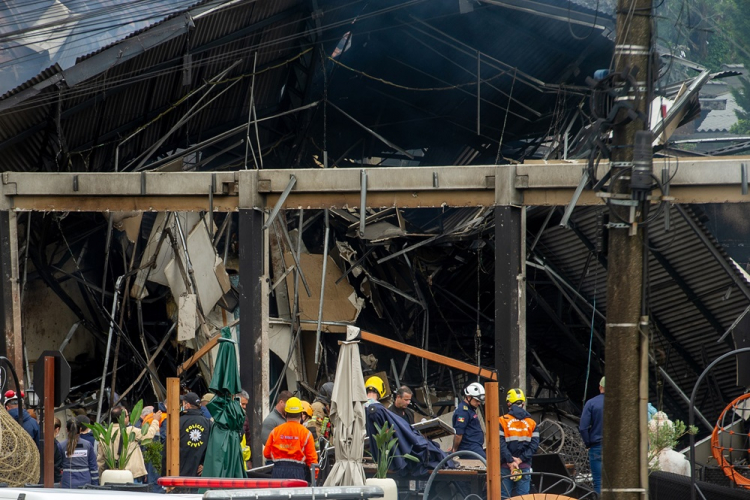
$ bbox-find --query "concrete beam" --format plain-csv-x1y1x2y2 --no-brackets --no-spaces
3,157,750,213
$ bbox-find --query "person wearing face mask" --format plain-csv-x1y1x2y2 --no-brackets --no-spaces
178,392,211,477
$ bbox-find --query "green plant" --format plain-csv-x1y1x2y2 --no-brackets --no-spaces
647,417,698,472
85,399,152,470
143,440,163,475
371,421,419,479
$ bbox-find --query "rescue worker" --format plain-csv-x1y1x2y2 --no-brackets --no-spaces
499,388,539,499
579,376,605,494
365,376,386,406
449,382,485,459
4,390,39,446
388,386,414,425
263,397,318,481
310,382,334,442
301,401,314,426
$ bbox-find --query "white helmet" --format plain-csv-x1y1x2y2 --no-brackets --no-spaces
464,382,485,403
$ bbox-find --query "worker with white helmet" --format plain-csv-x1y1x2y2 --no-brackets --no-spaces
449,382,486,459
499,388,539,499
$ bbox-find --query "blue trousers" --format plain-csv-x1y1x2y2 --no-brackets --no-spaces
501,467,530,499
589,444,602,494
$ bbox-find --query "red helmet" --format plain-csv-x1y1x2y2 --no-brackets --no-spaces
4,390,24,402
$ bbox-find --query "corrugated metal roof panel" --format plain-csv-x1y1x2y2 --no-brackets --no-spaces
1,63,62,101
529,204,750,424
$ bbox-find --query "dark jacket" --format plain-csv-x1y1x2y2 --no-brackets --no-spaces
200,406,212,420
179,408,211,476
60,439,99,488
8,408,40,446
388,405,414,425
80,432,96,449
579,393,604,448
54,440,63,483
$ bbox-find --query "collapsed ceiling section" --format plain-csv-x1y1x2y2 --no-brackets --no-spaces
0,0,747,434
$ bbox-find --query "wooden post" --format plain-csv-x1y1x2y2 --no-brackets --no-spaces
166,377,180,476
485,382,501,500
43,356,55,488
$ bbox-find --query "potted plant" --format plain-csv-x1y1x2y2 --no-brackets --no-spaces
365,421,418,500
85,399,154,484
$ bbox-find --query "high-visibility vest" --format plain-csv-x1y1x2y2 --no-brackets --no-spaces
263,421,318,467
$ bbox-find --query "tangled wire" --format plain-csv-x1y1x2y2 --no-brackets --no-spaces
536,419,593,488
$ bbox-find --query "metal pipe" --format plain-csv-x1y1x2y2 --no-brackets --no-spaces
141,101,320,171
314,210,330,363
359,169,367,238
244,52,259,170
130,60,243,172
278,210,311,297
293,210,304,327
223,216,232,265
529,206,555,253
20,212,32,384
328,102,414,159
264,175,297,230
97,275,123,423
101,216,114,304
251,53,263,170
476,50,481,135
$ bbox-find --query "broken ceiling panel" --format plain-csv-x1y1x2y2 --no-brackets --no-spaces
285,251,362,333
164,219,227,313
131,212,203,299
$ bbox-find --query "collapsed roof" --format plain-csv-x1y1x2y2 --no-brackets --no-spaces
0,0,745,437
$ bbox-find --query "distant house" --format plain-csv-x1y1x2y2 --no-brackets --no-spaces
672,63,748,153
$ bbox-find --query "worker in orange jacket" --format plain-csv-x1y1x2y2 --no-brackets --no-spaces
263,397,318,481
499,388,539,499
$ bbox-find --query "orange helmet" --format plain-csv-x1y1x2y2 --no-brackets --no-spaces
301,400,313,417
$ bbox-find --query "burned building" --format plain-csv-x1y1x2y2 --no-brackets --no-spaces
0,0,748,480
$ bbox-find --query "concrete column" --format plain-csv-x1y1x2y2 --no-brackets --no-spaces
494,206,526,393
0,211,23,387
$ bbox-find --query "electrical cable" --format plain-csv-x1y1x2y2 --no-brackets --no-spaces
581,264,598,411
566,0,600,41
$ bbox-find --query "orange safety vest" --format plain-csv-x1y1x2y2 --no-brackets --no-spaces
263,421,318,467
498,414,537,443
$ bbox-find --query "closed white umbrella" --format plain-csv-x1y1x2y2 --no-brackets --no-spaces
324,326,368,486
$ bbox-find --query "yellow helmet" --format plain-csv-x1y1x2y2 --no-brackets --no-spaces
301,400,313,417
285,396,304,414
365,376,386,399
506,388,526,404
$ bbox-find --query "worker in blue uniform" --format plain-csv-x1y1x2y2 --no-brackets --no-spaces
450,382,486,459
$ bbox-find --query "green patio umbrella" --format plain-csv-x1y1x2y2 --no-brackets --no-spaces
202,327,246,478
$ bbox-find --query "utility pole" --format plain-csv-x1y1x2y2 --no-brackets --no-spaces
603,1,653,500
